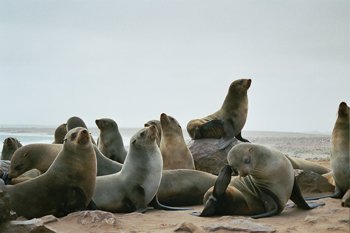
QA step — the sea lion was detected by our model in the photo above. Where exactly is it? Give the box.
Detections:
[66,116,96,145]
[192,143,325,218]
[285,155,330,175]
[158,169,217,206]
[1,137,22,161]
[52,123,67,144]
[95,118,127,163]
[6,127,98,219]
[144,119,162,147]
[93,125,189,213]
[160,113,195,170]
[8,143,121,179]
[187,79,251,149]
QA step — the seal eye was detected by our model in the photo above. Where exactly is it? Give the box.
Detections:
[71,132,77,140]
[244,158,250,164]
[238,80,244,85]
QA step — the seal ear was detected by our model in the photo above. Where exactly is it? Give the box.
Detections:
[131,139,136,144]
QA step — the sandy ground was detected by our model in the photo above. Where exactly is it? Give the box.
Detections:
[2,129,349,232]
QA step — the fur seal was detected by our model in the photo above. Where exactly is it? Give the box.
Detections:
[1,137,22,160]
[144,120,161,147]
[192,143,325,218]
[66,116,96,145]
[8,143,121,179]
[95,118,127,163]
[6,127,98,219]
[285,155,330,175]
[93,125,189,213]
[160,113,195,170]
[158,169,217,206]
[52,123,67,144]
[8,144,62,179]
[187,79,251,149]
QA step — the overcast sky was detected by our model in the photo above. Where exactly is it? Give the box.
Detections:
[0,0,349,133]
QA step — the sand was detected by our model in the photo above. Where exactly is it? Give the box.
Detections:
[2,129,349,232]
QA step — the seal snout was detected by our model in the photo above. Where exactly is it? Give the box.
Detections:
[77,128,90,145]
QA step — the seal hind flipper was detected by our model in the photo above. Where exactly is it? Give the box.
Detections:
[195,165,233,217]
[149,195,192,211]
[290,177,325,209]
[194,120,225,139]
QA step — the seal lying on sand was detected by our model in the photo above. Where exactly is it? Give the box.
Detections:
[6,127,98,219]
[96,118,127,163]
[93,125,190,213]
[1,137,22,161]
[187,79,251,149]
[192,143,325,218]
[160,113,195,170]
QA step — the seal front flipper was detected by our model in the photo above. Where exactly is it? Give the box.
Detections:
[249,190,278,219]
[149,195,192,211]
[194,119,224,139]
[290,177,325,209]
[194,165,233,217]
[1,172,12,185]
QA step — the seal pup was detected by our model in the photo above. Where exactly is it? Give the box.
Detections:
[1,137,22,160]
[6,127,98,219]
[160,113,195,170]
[192,143,325,218]
[95,118,127,163]
[144,120,162,147]
[8,143,121,179]
[187,79,251,149]
[93,125,189,213]
[52,123,67,144]
[66,116,96,145]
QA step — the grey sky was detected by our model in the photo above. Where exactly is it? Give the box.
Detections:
[1,0,349,133]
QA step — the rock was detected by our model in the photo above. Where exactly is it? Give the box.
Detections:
[294,169,335,195]
[202,216,276,232]
[0,218,56,233]
[0,160,10,175]
[68,210,118,226]
[188,139,239,175]
[303,215,328,223]
[174,222,203,232]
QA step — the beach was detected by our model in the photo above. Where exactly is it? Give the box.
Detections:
[1,128,349,232]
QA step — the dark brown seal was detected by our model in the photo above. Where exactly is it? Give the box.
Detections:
[1,137,22,161]
[187,79,251,149]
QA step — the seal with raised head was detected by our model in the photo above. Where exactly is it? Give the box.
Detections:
[1,137,22,161]
[93,125,189,213]
[6,127,98,219]
[95,118,127,163]
[144,119,161,147]
[192,143,325,218]
[52,123,67,144]
[160,113,195,170]
[187,79,251,149]
[66,116,96,145]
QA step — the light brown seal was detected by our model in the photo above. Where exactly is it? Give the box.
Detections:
[187,79,251,149]
[160,113,195,170]
[285,155,330,175]
[66,116,96,145]
[1,137,22,161]
[144,119,161,147]
[8,143,121,179]
[93,125,189,213]
[52,123,67,144]
[6,127,98,219]
[192,143,325,218]
[95,118,127,163]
